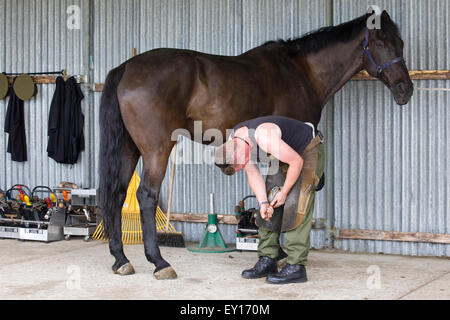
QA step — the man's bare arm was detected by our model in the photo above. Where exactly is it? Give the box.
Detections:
[244,163,274,220]
[244,163,267,204]
[255,124,304,207]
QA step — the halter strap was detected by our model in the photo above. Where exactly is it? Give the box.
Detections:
[361,28,404,79]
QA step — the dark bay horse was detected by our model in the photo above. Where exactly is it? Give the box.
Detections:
[99,11,413,279]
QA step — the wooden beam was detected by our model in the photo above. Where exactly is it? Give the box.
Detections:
[93,83,104,92]
[407,70,450,80]
[352,70,450,80]
[6,70,450,89]
[169,213,238,225]
[336,228,450,244]
[6,75,69,84]
[168,212,325,229]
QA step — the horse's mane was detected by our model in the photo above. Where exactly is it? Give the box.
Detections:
[264,12,401,56]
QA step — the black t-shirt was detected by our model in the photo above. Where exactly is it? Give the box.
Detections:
[232,116,314,160]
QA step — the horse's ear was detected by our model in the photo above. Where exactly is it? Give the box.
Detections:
[381,10,391,19]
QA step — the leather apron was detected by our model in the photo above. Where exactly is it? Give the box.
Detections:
[256,134,323,232]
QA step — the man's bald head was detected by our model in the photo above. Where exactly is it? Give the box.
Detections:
[214,137,250,175]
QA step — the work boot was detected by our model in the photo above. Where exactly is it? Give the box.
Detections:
[241,256,278,279]
[266,263,307,284]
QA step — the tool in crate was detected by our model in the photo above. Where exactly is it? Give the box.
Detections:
[0,184,65,242]
[235,191,288,266]
[235,195,260,251]
[2,185,34,225]
[30,186,58,223]
[1,185,56,224]
[52,183,98,241]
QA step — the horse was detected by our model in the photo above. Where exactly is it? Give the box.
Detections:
[98,11,413,280]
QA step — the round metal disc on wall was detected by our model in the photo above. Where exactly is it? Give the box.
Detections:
[0,73,9,99]
[13,74,36,101]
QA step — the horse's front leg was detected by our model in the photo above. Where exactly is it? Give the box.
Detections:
[138,149,178,280]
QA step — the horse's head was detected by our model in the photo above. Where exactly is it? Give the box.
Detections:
[362,11,413,105]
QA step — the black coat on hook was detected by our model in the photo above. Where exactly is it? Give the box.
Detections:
[47,76,84,164]
[4,81,27,162]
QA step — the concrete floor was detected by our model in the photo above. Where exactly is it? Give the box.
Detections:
[0,238,448,300]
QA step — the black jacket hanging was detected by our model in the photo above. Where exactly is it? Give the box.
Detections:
[47,76,84,164]
[66,77,85,164]
[47,76,65,160]
[4,80,27,162]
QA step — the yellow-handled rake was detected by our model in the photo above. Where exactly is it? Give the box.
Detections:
[92,169,184,246]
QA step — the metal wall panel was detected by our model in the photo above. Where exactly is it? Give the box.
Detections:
[90,0,142,188]
[242,0,328,51]
[90,0,329,247]
[0,0,92,190]
[333,0,450,69]
[2,0,448,255]
[150,0,330,248]
[332,0,450,256]
[92,0,138,83]
[333,80,450,256]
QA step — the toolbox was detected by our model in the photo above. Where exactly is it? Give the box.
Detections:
[235,195,259,251]
[59,187,98,241]
[0,185,65,242]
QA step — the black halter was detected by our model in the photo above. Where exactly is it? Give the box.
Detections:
[361,28,404,79]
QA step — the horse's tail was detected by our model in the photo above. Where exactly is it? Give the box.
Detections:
[98,64,127,237]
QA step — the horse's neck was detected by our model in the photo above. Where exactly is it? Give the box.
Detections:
[304,30,365,106]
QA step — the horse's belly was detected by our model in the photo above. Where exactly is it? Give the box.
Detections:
[184,113,237,145]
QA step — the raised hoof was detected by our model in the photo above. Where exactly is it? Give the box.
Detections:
[154,266,177,280]
[113,262,135,276]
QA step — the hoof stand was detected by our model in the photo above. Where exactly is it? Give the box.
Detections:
[154,266,177,280]
[114,263,135,276]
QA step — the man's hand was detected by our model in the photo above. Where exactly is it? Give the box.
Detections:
[260,203,274,221]
[270,190,287,208]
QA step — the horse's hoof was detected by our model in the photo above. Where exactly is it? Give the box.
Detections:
[154,266,177,280]
[114,262,135,276]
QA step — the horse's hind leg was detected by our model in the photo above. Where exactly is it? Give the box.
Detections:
[137,143,177,280]
[109,133,140,275]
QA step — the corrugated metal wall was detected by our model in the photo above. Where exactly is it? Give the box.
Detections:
[0,0,93,189]
[90,0,329,245]
[332,0,450,256]
[1,0,448,254]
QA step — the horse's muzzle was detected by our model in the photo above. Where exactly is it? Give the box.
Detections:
[393,81,414,105]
